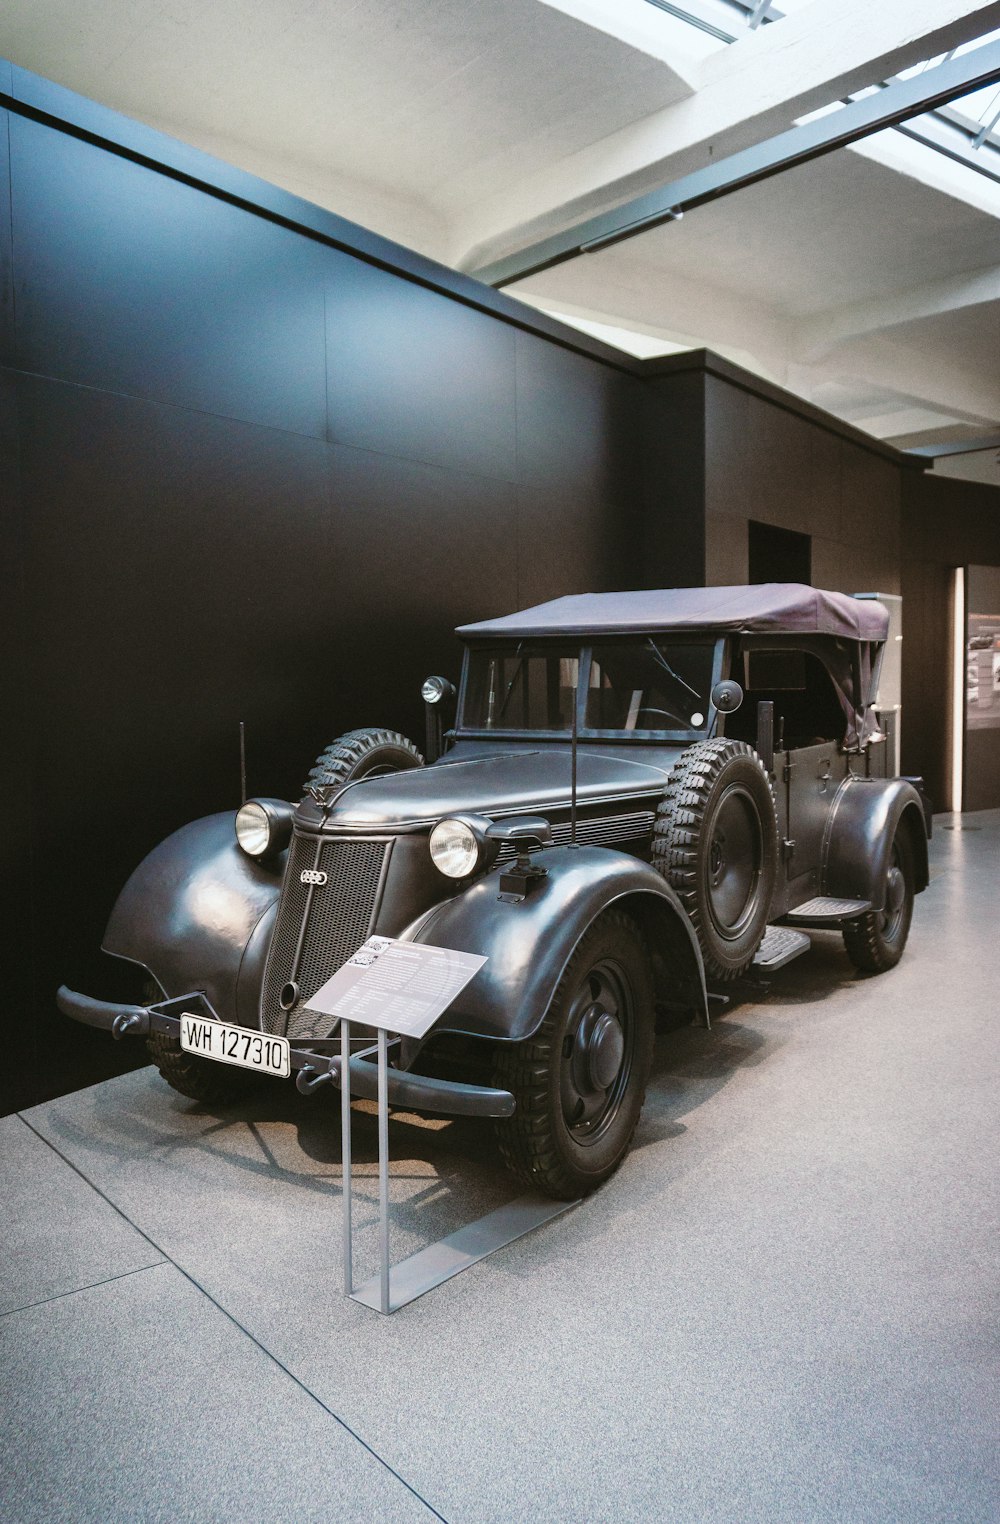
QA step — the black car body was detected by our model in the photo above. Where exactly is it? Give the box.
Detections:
[60,584,931,1198]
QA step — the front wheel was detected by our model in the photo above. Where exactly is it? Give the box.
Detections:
[842,828,915,973]
[493,911,655,1200]
[146,1029,263,1105]
[142,981,261,1105]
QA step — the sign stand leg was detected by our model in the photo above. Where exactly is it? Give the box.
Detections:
[339,1010,579,1317]
[341,1018,352,1296]
[377,1027,390,1315]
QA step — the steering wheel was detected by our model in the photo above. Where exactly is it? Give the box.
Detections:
[634,706,681,727]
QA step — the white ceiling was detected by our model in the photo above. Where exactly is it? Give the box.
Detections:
[2,0,1000,461]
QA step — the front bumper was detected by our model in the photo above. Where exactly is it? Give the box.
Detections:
[56,986,515,1119]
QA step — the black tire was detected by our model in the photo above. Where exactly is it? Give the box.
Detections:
[843,827,915,973]
[304,727,423,797]
[493,910,655,1200]
[651,739,778,982]
[146,1028,263,1104]
[140,984,260,1104]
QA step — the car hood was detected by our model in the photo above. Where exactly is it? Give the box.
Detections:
[302,748,679,831]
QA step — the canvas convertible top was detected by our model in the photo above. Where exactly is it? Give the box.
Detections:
[457,584,889,643]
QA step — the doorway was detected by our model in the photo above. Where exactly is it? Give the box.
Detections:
[748,521,812,585]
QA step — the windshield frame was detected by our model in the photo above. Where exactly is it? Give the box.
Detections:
[455,636,725,743]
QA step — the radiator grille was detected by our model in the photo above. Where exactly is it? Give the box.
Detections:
[260,833,390,1037]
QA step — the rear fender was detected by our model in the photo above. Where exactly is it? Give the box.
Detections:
[404,845,709,1044]
[823,778,929,909]
[103,813,285,1026]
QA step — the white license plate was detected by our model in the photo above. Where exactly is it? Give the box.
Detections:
[179,1015,290,1078]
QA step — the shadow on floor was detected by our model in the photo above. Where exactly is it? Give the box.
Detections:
[29,932,870,1257]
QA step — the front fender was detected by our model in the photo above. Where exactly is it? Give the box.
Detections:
[823,777,929,909]
[103,812,285,1026]
[404,845,708,1044]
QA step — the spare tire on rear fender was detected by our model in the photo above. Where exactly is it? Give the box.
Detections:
[651,739,778,982]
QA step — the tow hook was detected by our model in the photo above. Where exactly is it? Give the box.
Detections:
[111,1011,147,1040]
[296,1063,335,1095]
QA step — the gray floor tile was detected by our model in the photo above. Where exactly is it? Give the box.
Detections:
[0,1114,162,1316]
[22,812,1000,1522]
[0,1261,437,1524]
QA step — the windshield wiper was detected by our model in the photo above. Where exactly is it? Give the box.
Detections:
[646,639,700,702]
[496,642,525,723]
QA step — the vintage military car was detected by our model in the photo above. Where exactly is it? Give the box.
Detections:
[59,584,931,1199]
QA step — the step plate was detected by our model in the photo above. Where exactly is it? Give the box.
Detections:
[784,896,872,926]
[753,926,811,970]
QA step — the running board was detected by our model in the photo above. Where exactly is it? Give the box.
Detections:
[753,926,811,970]
[783,896,872,927]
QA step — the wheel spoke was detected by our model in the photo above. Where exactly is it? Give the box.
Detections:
[559,957,635,1143]
[592,970,619,1021]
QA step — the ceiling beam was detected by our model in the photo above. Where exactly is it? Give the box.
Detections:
[454,0,1000,270]
[471,38,1000,286]
[797,264,1000,360]
[903,433,1000,456]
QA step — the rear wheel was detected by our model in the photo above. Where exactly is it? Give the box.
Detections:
[493,911,654,1200]
[843,829,915,973]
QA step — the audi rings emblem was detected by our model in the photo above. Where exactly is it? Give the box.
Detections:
[300,868,328,886]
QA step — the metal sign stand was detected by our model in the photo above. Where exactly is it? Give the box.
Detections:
[338,1018,578,1315]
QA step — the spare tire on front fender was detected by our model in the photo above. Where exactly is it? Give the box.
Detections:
[651,739,778,982]
[303,727,423,798]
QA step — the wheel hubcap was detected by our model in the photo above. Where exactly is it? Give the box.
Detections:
[707,785,763,939]
[560,961,633,1143]
[881,848,906,937]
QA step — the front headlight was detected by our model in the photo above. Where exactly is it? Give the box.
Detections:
[421,675,456,705]
[429,816,489,879]
[235,798,293,859]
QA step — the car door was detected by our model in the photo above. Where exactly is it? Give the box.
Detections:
[785,740,844,895]
[736,642,850,900]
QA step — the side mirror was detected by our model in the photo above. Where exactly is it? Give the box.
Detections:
[485,815,553,851]
[487,816,553,904]
[711,679,744,714]
[421,675,456,762]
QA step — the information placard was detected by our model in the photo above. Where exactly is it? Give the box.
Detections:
[303,938,487,1040]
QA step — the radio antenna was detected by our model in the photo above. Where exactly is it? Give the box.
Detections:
[239,721,247,806]
[570,673,579,846]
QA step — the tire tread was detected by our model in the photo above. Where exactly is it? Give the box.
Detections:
[651,738,777,982]
[493,909,652,1200]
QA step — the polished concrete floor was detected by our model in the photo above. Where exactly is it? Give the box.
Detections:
[2,813,998,1522]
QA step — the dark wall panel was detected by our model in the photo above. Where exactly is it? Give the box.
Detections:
[7,372,333,1111]
[321,442,518,735]
[514,330,646,604]
[899,555,952,811]
[2,93,652,1114]
[643,372,705,586]
[10,114,328,438]
[326,253,518,480]
[514,330,640,496]
[703,373,901,597]
[705,376,840,539]
[833,446,901,594]
[0,109,12,363]
[0,371,35,1117]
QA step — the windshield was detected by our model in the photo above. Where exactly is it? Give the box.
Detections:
[461,639,716,735]
[462,643,580,731]
[586,640,715,733]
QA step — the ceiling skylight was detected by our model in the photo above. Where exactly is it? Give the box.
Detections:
[795,30,1000,210]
